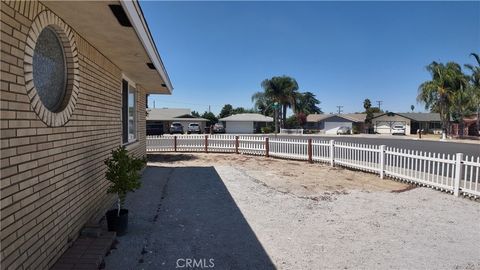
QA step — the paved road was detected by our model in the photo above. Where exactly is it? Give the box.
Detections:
[262,135,480,157]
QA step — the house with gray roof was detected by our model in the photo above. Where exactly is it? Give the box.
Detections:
[306,113,366,134]
[219,113,273,134]
[371,112,442,134]
[146,108,208,135]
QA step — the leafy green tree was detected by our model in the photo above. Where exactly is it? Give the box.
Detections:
[232,107,247,114]
[191,110,200,117]
[219,104,234,118]
[105,146,146,216]
[202,111,218,126]
[370,107,382,113]
[418,61,468,137]
[285,115,300,128]
[295,92,322,114]
[363,98,373,131]
[296,112,307,127]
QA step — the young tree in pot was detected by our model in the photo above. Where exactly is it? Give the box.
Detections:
[104,146,146,236]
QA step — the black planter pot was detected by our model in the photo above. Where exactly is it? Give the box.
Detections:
[106,209,128,236]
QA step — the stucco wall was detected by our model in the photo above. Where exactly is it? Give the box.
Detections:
[0,1,146,269]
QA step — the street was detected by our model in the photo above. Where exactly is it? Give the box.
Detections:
[263,134,480,157]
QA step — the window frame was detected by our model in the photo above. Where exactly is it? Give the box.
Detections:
[122,77,137,145]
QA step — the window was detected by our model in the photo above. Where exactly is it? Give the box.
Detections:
[33,27,67,112]
[24,10,80,127]
[122,79,137,143]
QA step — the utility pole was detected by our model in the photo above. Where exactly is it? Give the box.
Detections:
[208,105,211,113]
[376,100,383,111]
[336,106,343,114]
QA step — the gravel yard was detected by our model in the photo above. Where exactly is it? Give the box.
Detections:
[105,153,480,270]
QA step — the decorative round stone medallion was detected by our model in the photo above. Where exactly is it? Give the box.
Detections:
[24,10,79,127]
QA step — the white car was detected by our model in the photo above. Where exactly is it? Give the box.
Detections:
[391,125,406,135]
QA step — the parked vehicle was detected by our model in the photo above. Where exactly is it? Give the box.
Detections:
[392,125,406,135]
[187,123,201,134]
[212,123,226,134]
[336,126,351,135]
[169,122,184,134]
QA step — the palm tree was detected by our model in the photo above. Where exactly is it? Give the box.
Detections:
[417,61,468,138]
[260,76,299,128]
[251,91,273,116]
[451,85,472,136]
[464,53,480,134]
[295,91,322,115]
[363,99,372,112]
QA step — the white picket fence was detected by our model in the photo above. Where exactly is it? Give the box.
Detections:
[146,135,480,198]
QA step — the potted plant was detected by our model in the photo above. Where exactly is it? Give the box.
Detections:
[104,146,146,236]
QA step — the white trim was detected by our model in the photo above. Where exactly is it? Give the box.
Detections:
[121,0,173,93]
[122,73,136,87]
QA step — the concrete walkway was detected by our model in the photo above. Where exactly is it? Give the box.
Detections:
[104,165,274,270]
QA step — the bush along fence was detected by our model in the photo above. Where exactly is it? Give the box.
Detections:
[146,135,480,198]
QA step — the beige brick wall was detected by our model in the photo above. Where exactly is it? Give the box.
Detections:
[1,1,147,269]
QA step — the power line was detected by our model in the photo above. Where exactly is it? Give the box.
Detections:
[336,105,343,114]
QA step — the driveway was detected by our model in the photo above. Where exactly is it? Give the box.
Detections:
[105,154,480,270]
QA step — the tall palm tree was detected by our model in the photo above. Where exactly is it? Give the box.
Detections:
[464,53,480,134]
[295,91,322,115]
[363,99,372,112]
[417,61,467,138]
[251,91,273,116]
[260,76,299,128]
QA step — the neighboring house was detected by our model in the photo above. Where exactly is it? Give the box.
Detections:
[0,1,172,269]
[219,113,273,134]
[451,115,479,137]
[306,113,366,134]
[146,108,208,135]
[371,112,442,134]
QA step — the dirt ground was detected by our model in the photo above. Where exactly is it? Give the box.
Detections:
[105,153,480,270]
[149,152,410,199]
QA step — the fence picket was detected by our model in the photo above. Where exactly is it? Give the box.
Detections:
[146,135,479,198]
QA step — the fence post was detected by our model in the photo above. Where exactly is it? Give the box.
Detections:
[307,138,313,163]
[235,136,239,154]
[379,145,386,179]
[174,136,177,152]
[329,140,335,166]
[454,153,463,196]
[265,137,269,157]
[205,135,208,153]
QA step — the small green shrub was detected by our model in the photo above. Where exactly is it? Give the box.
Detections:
[261,126,274,133]
[105,146,146,215]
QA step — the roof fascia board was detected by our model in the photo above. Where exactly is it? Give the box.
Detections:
[372,113,413,121]
[121,0,173,93]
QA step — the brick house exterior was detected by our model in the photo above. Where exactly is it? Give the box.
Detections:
[0,1,172,269]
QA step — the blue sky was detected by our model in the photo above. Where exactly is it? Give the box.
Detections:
[142,1,479,115]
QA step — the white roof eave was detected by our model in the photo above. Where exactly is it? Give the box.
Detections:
[121,0,173,93]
